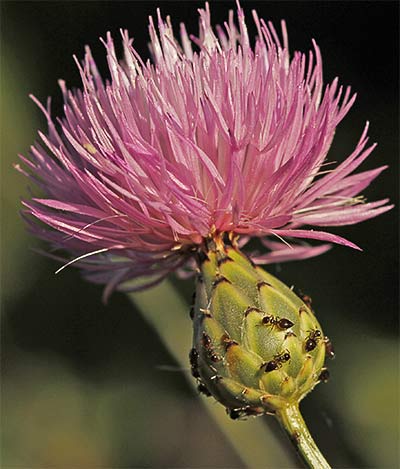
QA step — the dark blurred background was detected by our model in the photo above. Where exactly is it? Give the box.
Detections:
[1,1,398,467]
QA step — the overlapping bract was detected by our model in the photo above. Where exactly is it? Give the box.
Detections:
[18,3,391,296]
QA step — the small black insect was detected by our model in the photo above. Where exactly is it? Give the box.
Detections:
[189,348,198,366]
[264,350,291,372]
[318,367,330,383]
[189,348,200,378]
[228,408,242,420]
[262,315,294,330]
[227,406,260,420]
[209,352,222,362]
[201,332,224,361]
[201,332,212,349]
[264,360,279,372]
[304,329,322,352]
[300,293,313,309]
[197,382,211,396]
[324,336,335,359]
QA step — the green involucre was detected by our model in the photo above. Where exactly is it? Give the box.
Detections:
[190,241,330,419]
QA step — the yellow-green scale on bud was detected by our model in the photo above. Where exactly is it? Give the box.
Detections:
[191,237,330,420]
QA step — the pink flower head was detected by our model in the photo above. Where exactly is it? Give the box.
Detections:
[18,3,392,298]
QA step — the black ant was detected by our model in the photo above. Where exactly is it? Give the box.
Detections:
[197,382,211,396]
[228,406,262,420]
[201,332,222,362]
[318,367,330,383]
[323,336,335,359]
[189,348,200,378]
[261,315,294,330]
[263,350,291,372]
[304,329,322,352]
[299,293,313,309]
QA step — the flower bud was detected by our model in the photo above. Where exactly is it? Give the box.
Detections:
[191,239,329,418]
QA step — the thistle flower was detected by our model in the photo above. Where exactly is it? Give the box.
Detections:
[17,4,394,467]
[17,3,392,300]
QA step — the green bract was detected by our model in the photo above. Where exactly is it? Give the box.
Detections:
[190,238,331,419]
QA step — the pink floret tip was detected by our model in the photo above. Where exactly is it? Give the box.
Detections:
[17,2,393,299]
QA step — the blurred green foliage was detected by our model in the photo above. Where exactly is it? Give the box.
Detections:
[1,1,398,468]
[1,45,42,303]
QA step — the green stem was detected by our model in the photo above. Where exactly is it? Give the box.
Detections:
[129,280,295,469]
[276,404,331,469]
